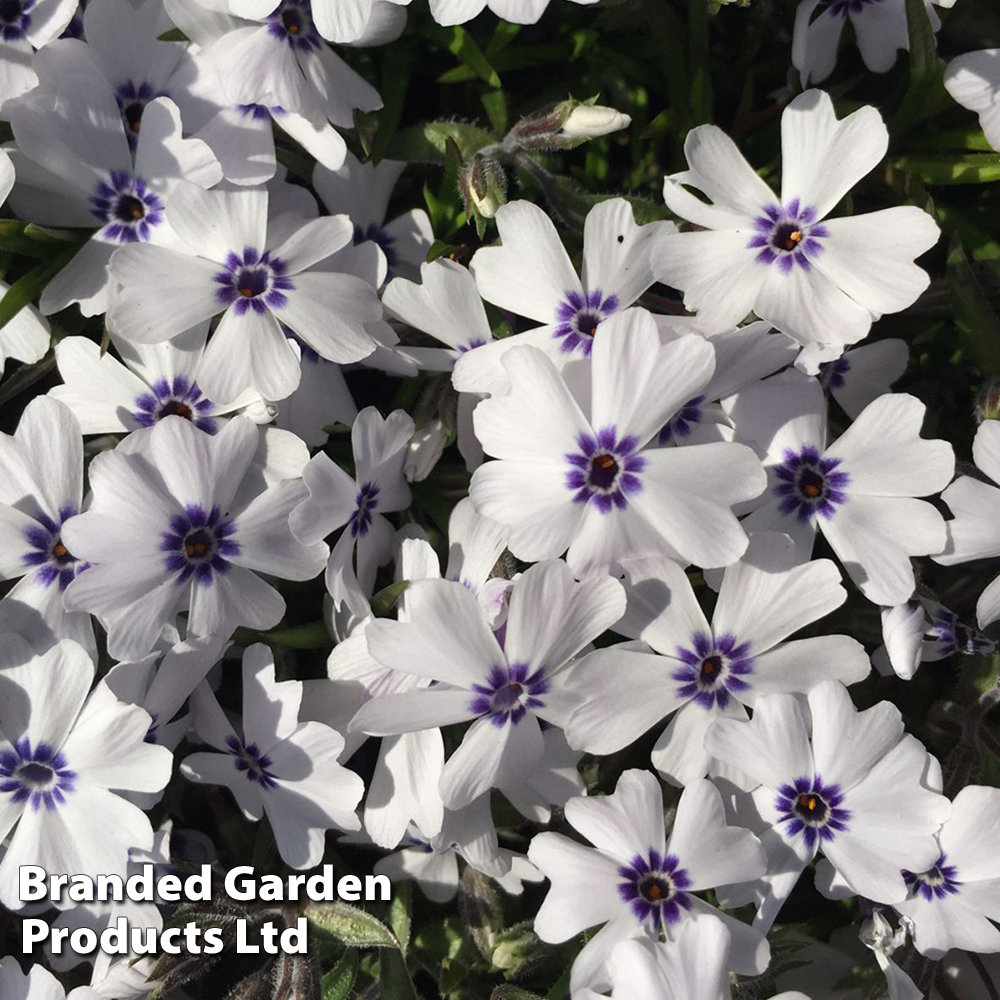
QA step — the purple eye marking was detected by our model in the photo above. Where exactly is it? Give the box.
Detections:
[565,426,645,513]
[349,482,379,538]
[0,0,34,42]
[469,662,550,727]
[354,221,398,272]
[673,631,754,710]
[902,853,961,902]
[266,0,320,50]
[819,0,885,15]
[22,506,89,591]
[658,395,706,445]
[0,738,76,811]
[773,445,850,522]
[226,736,278,790]
[133,376,217,434]
[214,247,294,315]
[817,355,851,392]
[748,201,828,273]
[90,171,164,244]
[553,288,619,356]
[926,607,995,659]
[618,850,692,930]
[775,775,850,849]
[161,505,240,586]
[115,79,165,146]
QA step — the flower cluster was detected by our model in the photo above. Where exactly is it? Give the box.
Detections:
[0,0,998,998]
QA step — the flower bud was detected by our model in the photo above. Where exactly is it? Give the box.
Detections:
[976,379,1000,423]
[560,103,632,138]
[458,153,507,223]
[404,418,448,482]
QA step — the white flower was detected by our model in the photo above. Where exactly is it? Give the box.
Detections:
[61,414,328,660]
[453,198,674,395]
[0,957,101,1000]
[181,643,364,868]
[428,0,597,26]
[0,397,94,657]
[351,560,624,810]
[793,0,955,86]
[860,911,923,1000]
[7,80,221,316]
[704,680,951,928]
[528,769,769,996]
[654,90,940,357]
[945,50,1000,152]
[228,0,411,44]
[0,636,172,910]
[933,418,1000,628]
[0,144,12,203]
[470,309,765,576]
[566,532,870,787]
[291,406,414,616]
[314,149,433,283]
[108,182,383,402]
[727,370,954,605]
[812,338,909,418]
[894,784,1000,958]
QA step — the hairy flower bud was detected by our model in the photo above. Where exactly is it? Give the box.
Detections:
[560,103,632,138]
[976,379,1000,423]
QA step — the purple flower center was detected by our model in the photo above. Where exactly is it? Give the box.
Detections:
[267,0,320,50]
[115,79,164,146]
[349,481,379,538]
[748,200,828,273]
[773,445,849,522]
[214,247,294,315]
[553,289,619,356]
[226,736,278,790]
[902,853,961,902]
[22,507,89,591]
[776,775,850,849]
[133,376,217,434]
[927,608,994,659]
[354,221,398,272]
[470,662,550,726]
[90,171,163,244]
[819,0,883,16]
[0,0,32,41]
[161,505,240,586]
[238,103,276,120]
[0,738,76,811]
[566,426,645,514]
[674,631,753,710]
[658,395,706,445]
[817,355,851,392]
[618,850,692,930]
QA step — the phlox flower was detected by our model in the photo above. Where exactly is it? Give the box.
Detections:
[945,50,1000,152]
[429,0,597,26]
[528,769,769,996]
[350,559,624,810]
[0,0,79,115]
[0,957,101,1000]
[470,309,766,577]
[894,784,1000,958]
[0,397,94,656]
[933,419,1000,628]
[291,406,414,616]
[792,0,954,86]
[61,414,328,660]
[181,643,364,868]
[814,338,909,418]
[0,636,173,910]
[654,90,940,365]
[7,78,221,316]
[566,531,870,787]
[704,680,951,929]
[453,198,674,395]
[727,369,954,605]
[108,181,383,402]
[228,0,411,45]
[314,148,432,282]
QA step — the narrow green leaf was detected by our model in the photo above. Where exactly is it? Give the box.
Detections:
[688,0,713,125]
[0,245,78,332]
[481,89,508,134]
[431,25,501,88]
[371,40,415,163]
[379,949,417,1000]
[389,882,413,956]
[0,353,56,409]
[232,621,331,649]
[947,234,1000,376]
[426,240,465,263]
[892,153,1000,185]
[485,20,521,59]
[0,220,87,257]
[305,903,400,949]
[321,949,359,1000]
[387,121,495,164]
[370,580,409,618]
[894,0,950,134]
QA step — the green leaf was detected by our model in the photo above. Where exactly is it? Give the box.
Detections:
[484,20,521,59]
[0,220,87,258]
[388,121,495,164]
[481,89,509,134]
[390,881,413,956]
[157,27,188,40]
[379,949,417,1000]
[491,988,545,1000]
[231,621,331,649]
[306,903,400,949]
[321,949,359,1000]
[688,0,713,125]
[947,234,1000,376]
[892,153,1000,185]
[426,240,465,263]
[370,40,415,163]
[370,580,409,618]
[0,353,56,409]
[0,245,78,332]
[430,25,501,88]
[894,0,950,134]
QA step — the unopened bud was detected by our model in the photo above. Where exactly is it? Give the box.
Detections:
[405,418,448,482]
[458,153,507,222]
[560,103,631,138]
[976,379,1000,423]
[506,98,631,151]
[491,924,541,972]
